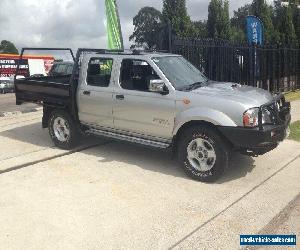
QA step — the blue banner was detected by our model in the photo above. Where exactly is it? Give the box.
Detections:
[246,16,264,45]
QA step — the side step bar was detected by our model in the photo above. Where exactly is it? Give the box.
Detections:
[87,128,171,149]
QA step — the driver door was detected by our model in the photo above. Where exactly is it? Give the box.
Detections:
[113,59,175,140]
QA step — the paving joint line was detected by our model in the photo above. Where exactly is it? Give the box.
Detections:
[244,192,300,250]
[0,117,41,128]
[0,147,55,163]
[0,142,109,175]
[169,153,300,249]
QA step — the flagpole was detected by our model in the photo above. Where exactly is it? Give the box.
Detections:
[115,0,124,50]
[105,0,124,50]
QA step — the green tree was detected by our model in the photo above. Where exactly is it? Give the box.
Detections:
[220,0,231,39]
[0,40,19,54]
[230,4,252,41]
[291,2,300,45]
[274,0,298,44]
[162,0,192,37]
[193,21,207,38]
[252,0,276,43]
[295,10,300,45]
[231,4,252,30]
[276,4,298,45]
[207,0,221,38]
[129,7,163,49]
[207,0,231,39]
[230,26,246,42]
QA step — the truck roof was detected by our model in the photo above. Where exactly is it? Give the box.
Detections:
[84,50,180,60]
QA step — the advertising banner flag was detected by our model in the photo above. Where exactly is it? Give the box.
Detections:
[246,16,264,45]
[105,0,124,50]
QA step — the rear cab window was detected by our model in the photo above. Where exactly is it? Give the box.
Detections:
[86,58,113,87]
[48,63,73,76]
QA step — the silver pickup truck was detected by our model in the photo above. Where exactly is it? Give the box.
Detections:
[15,48,291,182]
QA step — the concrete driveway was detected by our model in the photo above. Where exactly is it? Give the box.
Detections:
[0,110,299,249]
[0,93,40,115]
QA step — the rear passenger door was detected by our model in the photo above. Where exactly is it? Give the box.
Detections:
[77,57,114,129]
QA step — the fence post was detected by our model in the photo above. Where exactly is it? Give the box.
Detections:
[167,36,299,92]
[249,44,255,87]
[168,20,172,53]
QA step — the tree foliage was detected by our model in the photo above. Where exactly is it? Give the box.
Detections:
[162,0,193,37]
[252,0,276,43]
[275,4,298,45]
[130,0,300,48]
[207,0,231,39]
[193,21,207,38]
[292,2,300,45]
[230,4,252,41]
[0,40,19,54]
[129,7,163,49]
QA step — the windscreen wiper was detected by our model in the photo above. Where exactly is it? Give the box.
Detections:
[178,81,205,91]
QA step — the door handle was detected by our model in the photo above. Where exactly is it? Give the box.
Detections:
[83,91,91,96]
[116,94,124,100]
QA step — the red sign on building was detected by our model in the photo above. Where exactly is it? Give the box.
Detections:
[0,54,55,77]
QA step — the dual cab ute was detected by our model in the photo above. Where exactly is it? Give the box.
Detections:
[15,48,291,182]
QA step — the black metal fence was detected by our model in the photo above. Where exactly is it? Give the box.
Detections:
[170,36,300,92]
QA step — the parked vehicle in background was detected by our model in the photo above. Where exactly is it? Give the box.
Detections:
[0,77,14,94]
[30,74,46,78]
[14,48,291,182]
[48,62,73,76]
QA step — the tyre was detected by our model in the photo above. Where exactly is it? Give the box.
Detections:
[178,125,230,182]
[48,109,79,150]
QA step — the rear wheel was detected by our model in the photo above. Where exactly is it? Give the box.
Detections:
[48,110,79,150]
[178,125,230,182]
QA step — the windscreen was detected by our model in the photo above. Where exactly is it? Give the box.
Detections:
[152,56,207,90]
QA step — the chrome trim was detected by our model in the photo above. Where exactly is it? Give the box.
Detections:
[22,80,70,86]
[81,122,172,144]
[87,128,171,148]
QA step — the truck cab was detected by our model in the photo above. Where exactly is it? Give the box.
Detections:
[14,48,291,182]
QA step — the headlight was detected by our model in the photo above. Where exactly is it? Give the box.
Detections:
[243,107,275,127]
[243,108,259,127]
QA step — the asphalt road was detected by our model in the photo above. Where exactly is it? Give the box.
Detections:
[0,93,39,114]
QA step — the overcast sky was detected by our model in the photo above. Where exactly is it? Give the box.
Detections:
[0,0,258,51]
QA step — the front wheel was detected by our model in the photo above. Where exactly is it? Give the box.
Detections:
[178,126,230,182]
[48,110,79,150]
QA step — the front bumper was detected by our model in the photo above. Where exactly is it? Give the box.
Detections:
[219,94,291,155]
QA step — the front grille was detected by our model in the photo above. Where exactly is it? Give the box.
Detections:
[263,104,277,124]
[258,94,290,129]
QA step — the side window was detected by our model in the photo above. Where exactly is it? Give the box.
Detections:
[49,64,69,76]
[49,64,59,76]
[120,59,160,91]
[66,65,73,75]
[57,64,67,75]
[87,58,113,87]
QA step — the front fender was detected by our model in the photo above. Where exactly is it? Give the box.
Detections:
[173,107,237,136]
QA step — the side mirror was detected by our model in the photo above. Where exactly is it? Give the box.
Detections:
[149,79,169,95]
